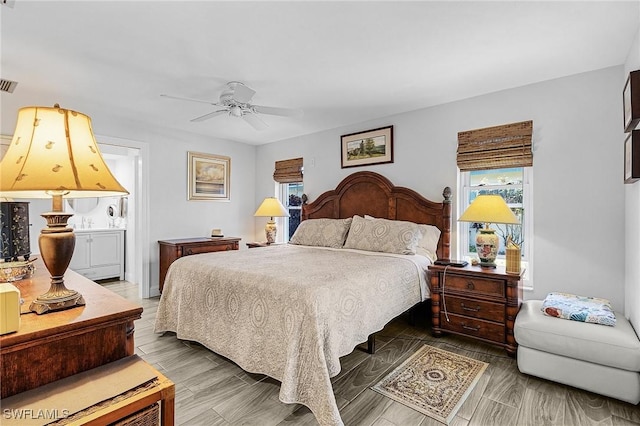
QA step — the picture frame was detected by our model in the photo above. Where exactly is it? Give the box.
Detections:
[625,131,639,184]
[188,152,230,201]
[340,125,393,168]
[624,70,640,133]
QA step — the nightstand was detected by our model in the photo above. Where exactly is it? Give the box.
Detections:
[428,264,523,356]
[158,237,240,292]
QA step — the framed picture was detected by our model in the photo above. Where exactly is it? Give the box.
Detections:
[188,152,230,200]
[340,125,393,168]
[625,131,639,184]
[624,70,640,133]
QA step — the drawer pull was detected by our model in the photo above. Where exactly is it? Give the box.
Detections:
[466,281,475,290]
[462,324,480,332]
[461,303,480,312]
[185,249,193,255]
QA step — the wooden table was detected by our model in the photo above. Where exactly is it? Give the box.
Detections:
[0,259,143,398]
[158,237,240,292]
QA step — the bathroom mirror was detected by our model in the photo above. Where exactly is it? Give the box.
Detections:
[68,198,99,214]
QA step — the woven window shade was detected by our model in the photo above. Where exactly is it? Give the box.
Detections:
[273,157,303,183]
[457,120,533,171]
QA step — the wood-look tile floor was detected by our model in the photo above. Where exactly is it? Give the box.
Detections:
[103,280,640,426]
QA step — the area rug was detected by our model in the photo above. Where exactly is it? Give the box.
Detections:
[371,345,488,424]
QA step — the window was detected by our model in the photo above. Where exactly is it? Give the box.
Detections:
[273,157,304,242]
[459,167,533,287]
[279,182,304,241]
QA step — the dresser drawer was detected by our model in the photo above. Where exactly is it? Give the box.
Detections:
[443,295,505,322]
[184,243,235,256]
[440,312,505,343]
[444,274,505,298]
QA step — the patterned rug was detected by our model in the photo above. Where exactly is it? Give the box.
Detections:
[372,345,488,424]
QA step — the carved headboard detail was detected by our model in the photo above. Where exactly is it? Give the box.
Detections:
[302,171,452,261]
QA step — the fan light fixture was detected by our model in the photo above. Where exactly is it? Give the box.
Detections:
[0,105,129,314]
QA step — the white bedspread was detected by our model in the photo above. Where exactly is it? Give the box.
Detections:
[154,244,430,425]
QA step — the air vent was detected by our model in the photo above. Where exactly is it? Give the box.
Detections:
[0,79,18,93]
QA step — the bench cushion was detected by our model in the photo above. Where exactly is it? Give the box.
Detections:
[515,300,640,372]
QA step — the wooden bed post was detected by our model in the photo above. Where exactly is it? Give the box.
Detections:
[442,186,452,261]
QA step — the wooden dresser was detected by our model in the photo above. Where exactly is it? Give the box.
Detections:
[428,264,523,356]
[0,259,144,398]
[158,237,240,292]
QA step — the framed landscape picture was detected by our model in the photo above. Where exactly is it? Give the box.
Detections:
[188,152,230,200]
[341,125,394,168]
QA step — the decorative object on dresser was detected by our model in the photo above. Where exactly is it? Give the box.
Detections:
[187,151,230,201]
[428,264,523,356]
[158,237,240,292]
[254,197,289,244]
[0,258,143,398]
[624,70,639,133]
[341,125,393,168]
[624,130,640,184]
[0,201,30,261]
[0,105,129,314]
[458,194,519,268]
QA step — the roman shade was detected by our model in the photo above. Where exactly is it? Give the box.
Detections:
[457,120,533,171]
[273,157,303,183]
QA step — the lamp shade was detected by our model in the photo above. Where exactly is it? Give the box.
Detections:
[0,105,129,199]
[458,195,519,225]
[254,197,289,218]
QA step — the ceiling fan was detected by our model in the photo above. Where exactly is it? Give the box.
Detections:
[160,81,303,130]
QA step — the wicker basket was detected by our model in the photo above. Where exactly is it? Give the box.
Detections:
[505,246,521,275]
[112,403,159,426]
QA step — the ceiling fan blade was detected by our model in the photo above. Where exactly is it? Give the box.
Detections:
[160,94,220,106]
[242,112,269,131]
[190,110,228,122]
[252,105,304,117]
[232,83,256,103]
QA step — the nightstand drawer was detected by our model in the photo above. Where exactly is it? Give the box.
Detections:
[183,243,235,256]
[444,275,505,298]
[443,295,505,322]
[440,313,505,343]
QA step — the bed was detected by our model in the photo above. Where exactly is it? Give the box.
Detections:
[154,171,451,426]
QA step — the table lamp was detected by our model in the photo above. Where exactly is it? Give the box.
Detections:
[0,105,129,314]
[254,197,289,244]
[458,194,519,268]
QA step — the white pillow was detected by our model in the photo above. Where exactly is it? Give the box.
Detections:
[364,215,440,261]
[345,215,422,255]
[289,218,352,248]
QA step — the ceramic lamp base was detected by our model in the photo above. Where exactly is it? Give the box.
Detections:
[265,219,277,244]
[475,228,498,268]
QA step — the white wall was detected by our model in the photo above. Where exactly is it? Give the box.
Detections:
[257,66,627,311]
[625,25,640,328]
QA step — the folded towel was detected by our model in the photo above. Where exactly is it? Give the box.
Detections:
[541,292,616,326]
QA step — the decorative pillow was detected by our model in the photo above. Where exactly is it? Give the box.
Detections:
[541,292,616,326]
[364,215,440,260]
[289,218,352,248]
[344,215,422,255]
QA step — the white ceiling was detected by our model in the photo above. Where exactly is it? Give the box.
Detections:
[1,1,639,145]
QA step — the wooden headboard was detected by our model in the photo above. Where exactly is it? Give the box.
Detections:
[302,171,452,261]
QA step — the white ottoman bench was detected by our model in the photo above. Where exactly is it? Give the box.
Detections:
[514,300,640,404]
